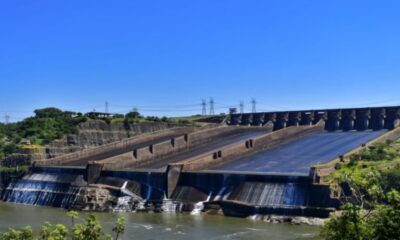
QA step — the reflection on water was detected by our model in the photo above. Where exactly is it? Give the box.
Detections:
[0,202,321,240]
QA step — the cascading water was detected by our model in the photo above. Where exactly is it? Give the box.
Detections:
[114,181,134,212]
[114,196,133,212]
[214,174,228,201]
[2,173,82,208]
[190,191,212,215]
[145,185,152,201]
[229,181,306,207]
[161,195,183,213]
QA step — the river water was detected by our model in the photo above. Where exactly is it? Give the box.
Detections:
[0,202,321,240]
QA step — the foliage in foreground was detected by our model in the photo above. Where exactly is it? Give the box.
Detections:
[0,212,126,240]
[321,140,400,240]
[320,190,400,240]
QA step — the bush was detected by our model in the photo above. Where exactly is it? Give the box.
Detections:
[381,168,400,192]
[360,143,398,161]
[0,213,126,240]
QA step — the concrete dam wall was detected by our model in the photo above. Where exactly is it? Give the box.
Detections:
[7,105,400,220]
[228,106,400,131]
[1,166,338,218]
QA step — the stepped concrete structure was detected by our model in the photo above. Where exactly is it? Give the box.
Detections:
[4,105,400,219]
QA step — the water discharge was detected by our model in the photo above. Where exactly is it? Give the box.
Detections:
[1,173,81,208]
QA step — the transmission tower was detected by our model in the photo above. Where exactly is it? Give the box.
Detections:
[4,115,10,124]
[105,101,109,113]
[209,98,215,115]
[239,101,244,114]
[201,99,207,116]
[251,98,257,113]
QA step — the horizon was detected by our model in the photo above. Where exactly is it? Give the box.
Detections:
[2,0,400,121]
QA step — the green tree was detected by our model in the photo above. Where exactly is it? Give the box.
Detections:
[0,226,34,240]
[125,111,141,119]
[367,190,400,240]
[72,214,110,240]
[66,211,79,227]
[321,168,400,240]
[0,213,126,240]
[34,108,64,118]
[40,222,68,240]
[320,203,367,240]
[112,217,126,240]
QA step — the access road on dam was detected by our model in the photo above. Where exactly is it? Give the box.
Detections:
[137,131,266,169]
[211,130,387,175]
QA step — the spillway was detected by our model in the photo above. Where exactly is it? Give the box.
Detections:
[137,130,266,169]
[212,130,387,174]
[1,172,83,208]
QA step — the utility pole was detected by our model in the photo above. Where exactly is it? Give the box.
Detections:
[239,101,244,114]
[209,98,215,115]
[201,99,207,116]
[105,101,109,113]
[251,98,257,113]
[4,114,10,124]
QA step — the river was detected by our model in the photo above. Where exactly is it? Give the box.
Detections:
[0,202,321,240]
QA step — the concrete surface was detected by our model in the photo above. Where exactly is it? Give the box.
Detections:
[137,131,266,169]
[212,130,387,174]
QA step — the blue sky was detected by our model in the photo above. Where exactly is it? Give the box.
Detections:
[1,0,400,121]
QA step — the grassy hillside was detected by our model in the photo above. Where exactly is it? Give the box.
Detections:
[0,108,218,158]
[330,139,400,193]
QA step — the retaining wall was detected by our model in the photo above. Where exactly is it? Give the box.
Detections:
[34,127,198,166]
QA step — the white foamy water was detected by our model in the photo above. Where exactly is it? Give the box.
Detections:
[190,192,212,215]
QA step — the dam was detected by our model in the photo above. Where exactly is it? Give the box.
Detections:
[2,106,400,220]
[212,130,387,174]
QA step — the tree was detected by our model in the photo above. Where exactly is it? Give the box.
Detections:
[0,226,34,240]
[125,111,141,119]
[66,211,79,227]
[40,222,68,240]
[367,190,400,240]
[320,203,367,240]
[321,172,400,240]
[72,214,110,240]
[34,108,64,118]
[112,217,126,240]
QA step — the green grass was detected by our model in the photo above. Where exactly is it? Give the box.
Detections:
[329,139,400,190]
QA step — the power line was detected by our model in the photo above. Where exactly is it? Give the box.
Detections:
[202,99,207,116]
[105,101,109,113]
[251,98,257,113]
[4,114,10,124]
[109,103,201,109]
[209,98,215,115]
[240,101,244,114]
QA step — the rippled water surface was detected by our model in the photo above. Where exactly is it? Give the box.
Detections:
[0,202,321,240]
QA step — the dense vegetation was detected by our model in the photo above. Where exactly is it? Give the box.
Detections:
[321,139,400,239]
[0,107,208,159]
[0,108,88,158]
[0,211,126,240]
